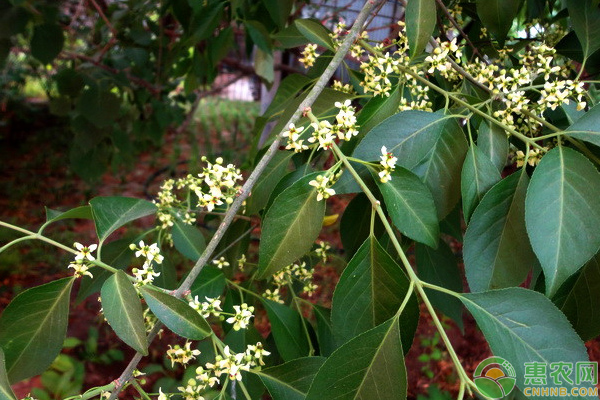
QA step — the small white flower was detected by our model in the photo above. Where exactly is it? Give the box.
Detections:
[226,304,254,331]
[74,242,97,261]
[309,174,336,201]
[212,257,230,269]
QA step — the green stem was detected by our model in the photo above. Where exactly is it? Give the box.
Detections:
[63,383,116,400]
[131,380,152,400]
[331,143,476,391]
[238,379,252,400]
[0,234,36,254]
[288,283,315,356]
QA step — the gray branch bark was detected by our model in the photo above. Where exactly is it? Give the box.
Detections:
[108,0,383,397]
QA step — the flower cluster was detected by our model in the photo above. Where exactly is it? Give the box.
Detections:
[515,148,545,167]
[154,157,242,234]
[282,123,309,153]
[282,100,359,153]
[314,241,331,263]
[237,254,247,271]
[68,242,97,278]
[309,174,336,201]
[166,342,201,367]
[267,260,317,298]
[332,80,356,94]
[175,343,271,399]
[226,303,255,331]
[299,43,318,68]
[189,296,222,319]
[129,241,163,285]
[379,146,398,183]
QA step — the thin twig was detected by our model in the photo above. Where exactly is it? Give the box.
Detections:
[107,1,383,397]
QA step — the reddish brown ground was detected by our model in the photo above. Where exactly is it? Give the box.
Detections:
[1,107,599,399]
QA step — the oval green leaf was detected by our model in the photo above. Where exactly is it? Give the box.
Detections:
[253,356,326,400]
[0,278,74,383]
[377,167,439,248]
[90,196,157,242]
[331,236,419,351]
[257,172,325,279]
[461,288,595,399]
[406,0,436,57]
[525,146,600,297]
[139,286,211,340]
[461,144,502,222]
[172,220,206,262]
[261,299,310,361]
[306,318,407,400]
[465,171,536,292]
[101,271,148,355]
[294,19,334,51]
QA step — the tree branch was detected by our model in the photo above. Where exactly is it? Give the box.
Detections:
[107,0,383,397]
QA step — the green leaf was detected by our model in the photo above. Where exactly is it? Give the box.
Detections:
[331,236,418,351]
[172,220,206,262]
[461,144,502,222]
[30,23,64,64]
[76,87,121,128]
[355,85,402,138]
[340,193,383,259]
[478,121,508,173]
[294,19,334,51]
[139,287,211,340]
[273,24,308,48]
[247,151,293,215]
[44,206,92,224]
[0,278,74,383]
[190,266,226,299]
[257,173,325,279]
[261,299,310,361]
[313,305,336,357]
[554,253,600,341]
[415,242,464,329]
[261,0,293,28]
[461,288,595,399]
[261,74,312,120]
[101,271,148,355]
[406,0,436,57]
[254,357,326,400]
[465,172,536,292]
[90,197,157,242]
[306,318,407,400]
[565,103,600,147]
[353,111,467,218]
[525,146,600,297]
[246,20,273,53]
[255,48,274,84]
[377,168,439,248]
[0,349,16,400]
[567,0,600,60]
[476,0,521,45]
